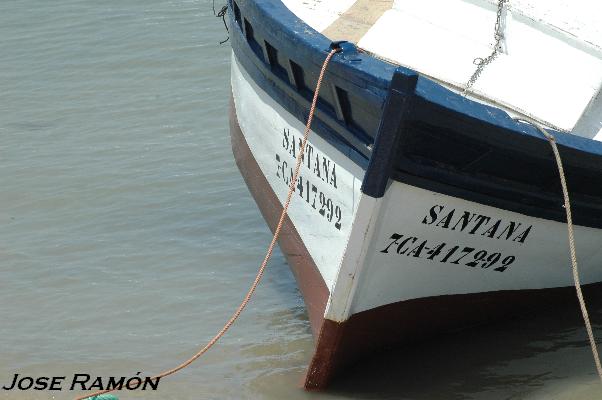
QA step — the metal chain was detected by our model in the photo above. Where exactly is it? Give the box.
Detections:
[464,0,508,93]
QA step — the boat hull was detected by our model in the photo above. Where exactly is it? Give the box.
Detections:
[229,53,602,388]
[226,0,602,388]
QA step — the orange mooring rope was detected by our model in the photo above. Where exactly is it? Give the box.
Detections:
[76,47,340,400]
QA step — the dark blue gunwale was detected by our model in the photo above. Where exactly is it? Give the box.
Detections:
[229,0,602,228]
[230,0,602,156]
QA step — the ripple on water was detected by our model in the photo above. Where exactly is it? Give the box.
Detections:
[0,1,601,399]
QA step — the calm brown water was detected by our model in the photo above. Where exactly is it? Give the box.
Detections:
[1,1,601,399]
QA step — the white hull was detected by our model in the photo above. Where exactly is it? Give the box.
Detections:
[232,50,602,322]
[231,54,365,289]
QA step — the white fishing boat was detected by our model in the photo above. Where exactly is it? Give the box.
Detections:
[228,0,602,389]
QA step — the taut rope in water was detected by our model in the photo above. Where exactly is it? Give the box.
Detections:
[75,47,340,400]
[516,118,602,382]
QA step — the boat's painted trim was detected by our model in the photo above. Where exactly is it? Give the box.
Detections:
[230,1,381,166]
[360,70,416,198]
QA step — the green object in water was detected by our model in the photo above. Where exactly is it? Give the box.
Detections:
[89,395,119,400]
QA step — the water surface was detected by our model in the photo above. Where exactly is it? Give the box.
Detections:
[1,1,601,399]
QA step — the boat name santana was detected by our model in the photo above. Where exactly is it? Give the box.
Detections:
[280,128,338,188]
[379,204,534,272]
[422,205,533,244]
[275,127,343,230]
